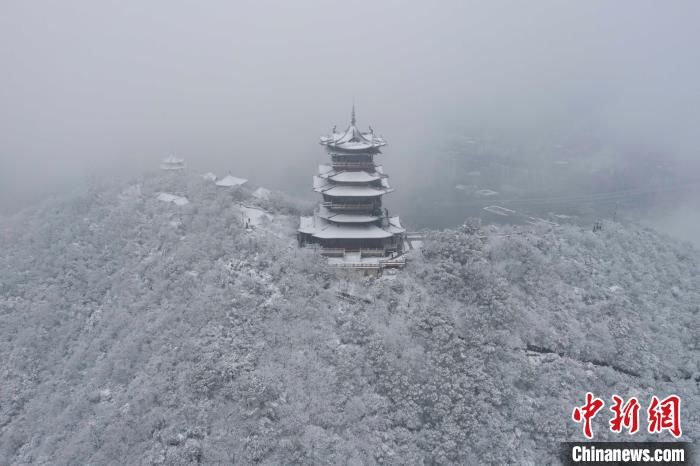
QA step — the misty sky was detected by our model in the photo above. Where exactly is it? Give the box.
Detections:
[2,1,699,218]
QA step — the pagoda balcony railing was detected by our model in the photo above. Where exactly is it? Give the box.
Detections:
[330,161,376,170]
[359,248,386,257]
[321,201,375,211]
[326,255,407,270]
[320,248,346,257]
[379,256,407,268]
[320,248,389,258]
[330,262,381,270]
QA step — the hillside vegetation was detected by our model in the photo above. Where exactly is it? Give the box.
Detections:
[1,174,698,464]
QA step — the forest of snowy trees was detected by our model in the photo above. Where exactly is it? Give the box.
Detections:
[1,173,698,464]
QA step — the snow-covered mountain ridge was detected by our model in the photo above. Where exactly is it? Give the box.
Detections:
[1,173,698,464]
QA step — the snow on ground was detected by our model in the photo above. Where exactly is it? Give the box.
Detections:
[475,189,499,197]
[484,205,515,216]
[3,181,700,464]
[119,184,142,202]
[526,216,559,226]
[404,238,424,251]
[252,187,271,200]
[241,205,273,227]
[156,193,189,206]
[327,252,381,267]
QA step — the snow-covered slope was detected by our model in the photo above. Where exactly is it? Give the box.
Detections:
[1,174,698,464]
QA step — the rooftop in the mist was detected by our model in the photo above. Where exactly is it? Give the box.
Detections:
[319,106,386,151]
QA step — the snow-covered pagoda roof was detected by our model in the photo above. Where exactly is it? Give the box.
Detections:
[313,176,392,197]
[299,213,404,239]
[386,216,405,234]
[318,205,379,223]
[318,164,383,183]
[313,222,393,239]
[216,174,248,187]
[161,155,185,170]
[319,107,386,151]
[162,155,184,164]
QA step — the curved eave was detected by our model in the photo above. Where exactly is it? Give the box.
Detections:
[312,224,393,240]
[387,216,405,234]
[318,164,384,175]
[319,212,380,223]
[313,176,392,197]
[315,186,393,197]
[328,172,382,183]
[322,143,385,153]
[300,214,403,239]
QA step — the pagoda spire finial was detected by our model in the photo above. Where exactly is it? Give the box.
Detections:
[351,103,356,126]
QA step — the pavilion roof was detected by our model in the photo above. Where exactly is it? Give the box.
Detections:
[319,107,386,151]
[216,175,248,187]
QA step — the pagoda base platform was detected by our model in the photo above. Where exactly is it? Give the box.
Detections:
[325,251,407,270]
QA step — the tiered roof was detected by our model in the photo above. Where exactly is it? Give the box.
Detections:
[299,107,405,244]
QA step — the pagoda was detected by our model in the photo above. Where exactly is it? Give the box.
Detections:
[160,155,185,171]
[298,107,406,268]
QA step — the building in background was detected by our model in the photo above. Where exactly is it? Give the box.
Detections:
[160,155,185,171]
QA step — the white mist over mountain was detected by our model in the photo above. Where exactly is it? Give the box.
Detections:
[2,2,700,229]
